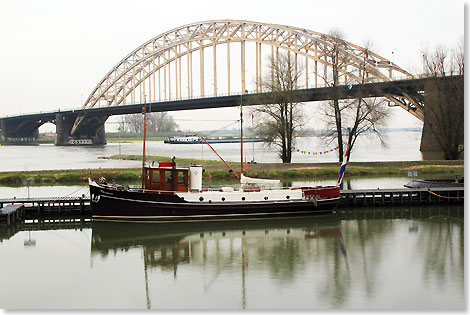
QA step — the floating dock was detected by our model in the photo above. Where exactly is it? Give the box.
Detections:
[340,187,464,207]
[0,197,90,226]
[0,205,25,226]
[0,187,463,227]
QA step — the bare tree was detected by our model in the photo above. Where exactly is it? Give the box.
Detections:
[118,114,143,133]
[147,112,179,132]
[320,35,390,162]
[251,52,304,163]
[421,40,464,160]
[118,112,178,133]
[320,31,351,162]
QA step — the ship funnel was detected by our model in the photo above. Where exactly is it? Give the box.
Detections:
[189,165,203,191]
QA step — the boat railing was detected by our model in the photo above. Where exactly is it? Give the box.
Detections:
[128,184,338,194]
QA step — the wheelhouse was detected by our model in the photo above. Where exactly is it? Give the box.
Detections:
[142,161,189,192]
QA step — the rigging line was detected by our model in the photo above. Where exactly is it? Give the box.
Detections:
[172,119,238,122]
[106,119,238,124]
[201,136,239,179]
[62,186,88,198]
[202,120,241,136]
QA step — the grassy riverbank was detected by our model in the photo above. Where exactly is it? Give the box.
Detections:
[0,156,463,185]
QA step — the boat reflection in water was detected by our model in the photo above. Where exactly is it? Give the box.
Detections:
[90,214,343,309]
[88,205,463,310]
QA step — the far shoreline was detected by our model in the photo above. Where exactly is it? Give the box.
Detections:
[0,158,463,186]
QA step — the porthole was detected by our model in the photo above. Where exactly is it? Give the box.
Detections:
[199,196,204,201]
[286,195,290,199]
[264,196,268,200]
[221,197,225,201]
[242,197,246,201]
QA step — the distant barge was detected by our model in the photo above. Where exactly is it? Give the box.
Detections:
[164,134,265,144]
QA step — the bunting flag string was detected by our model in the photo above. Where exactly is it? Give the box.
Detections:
[293,146,338,156]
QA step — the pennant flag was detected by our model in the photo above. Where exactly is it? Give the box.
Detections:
[336,146,350,187]
[293,146,338,156]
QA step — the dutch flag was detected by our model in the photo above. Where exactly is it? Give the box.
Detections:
[336,146,349,187]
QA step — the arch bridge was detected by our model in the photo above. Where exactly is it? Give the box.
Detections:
[73,20,419,135]
[2,20,438,151]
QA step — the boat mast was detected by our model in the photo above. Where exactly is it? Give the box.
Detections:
[141,96,147,189]
[240,92,244,175]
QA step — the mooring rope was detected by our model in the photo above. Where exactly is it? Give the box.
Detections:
[427,189,464,199]
[63,186,89,198]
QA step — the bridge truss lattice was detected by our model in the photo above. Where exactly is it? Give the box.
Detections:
[73,20,421,134]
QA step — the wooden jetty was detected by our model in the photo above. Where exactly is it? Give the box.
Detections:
[0,187,463,227]
[0,197,90,227]
[340,187,464,207]
[0,205,25,227]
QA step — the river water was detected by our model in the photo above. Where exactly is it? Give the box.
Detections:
[0,131,465,310]
[0,206,464,310]
[0,131,423,171]
[0,131,454,199]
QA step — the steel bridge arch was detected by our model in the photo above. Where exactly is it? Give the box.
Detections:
[72,20,420,134]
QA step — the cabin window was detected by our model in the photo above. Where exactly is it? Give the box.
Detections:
[177,172,185,185]
[164,171,173,184]
[152,171,160,183]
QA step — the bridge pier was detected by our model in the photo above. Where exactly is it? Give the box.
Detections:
[0,117,40,144]
[419,94,464,160]
[419,121,445,160]
[55,113,107,146]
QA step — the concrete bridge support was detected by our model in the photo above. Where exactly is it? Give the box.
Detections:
[419,122,445,160]
[0,118,41,143]
[55,113,107,146]
[419,105,464,160]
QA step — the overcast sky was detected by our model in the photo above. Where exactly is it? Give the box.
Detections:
[0,0,464,131]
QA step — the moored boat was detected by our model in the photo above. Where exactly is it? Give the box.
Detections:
[404,176,464,189]
[90,98,344,222]
[89,161,341,222]
[164,134,264,144]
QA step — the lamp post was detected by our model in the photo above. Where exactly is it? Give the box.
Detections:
[118,127,121,155]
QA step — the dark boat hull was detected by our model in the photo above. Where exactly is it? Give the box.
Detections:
[404,179,464,189]
[90,182,340,222]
